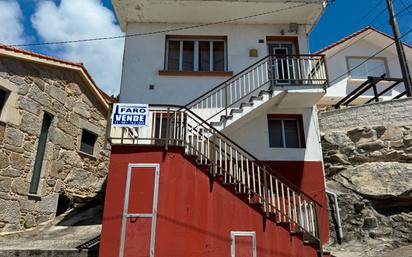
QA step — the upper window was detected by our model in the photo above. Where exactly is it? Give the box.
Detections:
[0,88,8,115]
[347,57,388,78]
[80,129,97,156]
[166,37,227,72]
[267,115,304,148]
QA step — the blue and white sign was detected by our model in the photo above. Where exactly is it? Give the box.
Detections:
[111,103,149,127]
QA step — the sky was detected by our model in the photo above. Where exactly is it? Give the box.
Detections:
[0,0,411,95]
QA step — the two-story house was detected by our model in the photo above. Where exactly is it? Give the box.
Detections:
[101,1,331,257]
[317,26,412,108]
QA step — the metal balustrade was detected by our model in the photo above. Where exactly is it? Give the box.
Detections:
[110,105,322,241]
[186,54,328,122]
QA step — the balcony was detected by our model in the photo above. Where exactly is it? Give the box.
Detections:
[112,0,327,31]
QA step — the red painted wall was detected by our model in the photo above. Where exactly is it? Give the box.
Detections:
[100,146,327,257]
[263,161,329,244]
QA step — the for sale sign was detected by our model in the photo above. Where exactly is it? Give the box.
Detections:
[111,103,149,127]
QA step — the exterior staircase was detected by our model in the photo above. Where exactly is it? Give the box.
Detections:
[186,54,328,129]
[110,54,329,256]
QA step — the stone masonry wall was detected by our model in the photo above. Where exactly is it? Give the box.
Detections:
[320,98,412,132]
[0,57,110,232]
[319,98,412,256]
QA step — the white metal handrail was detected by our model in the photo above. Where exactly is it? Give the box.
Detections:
[187,54,328,122]
[110,105,322,240]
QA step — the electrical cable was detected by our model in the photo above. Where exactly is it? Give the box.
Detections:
[10,3,309,47]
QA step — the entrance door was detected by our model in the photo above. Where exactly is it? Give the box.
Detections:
[231,231,257,257]
[119,164,160,257]
[268,42,296,84]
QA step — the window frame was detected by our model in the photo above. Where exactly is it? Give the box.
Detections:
[79,129,98,156]
[0,87,9,116]
[164,35,228,73]
[29,112,54,196]
[346,56,390,79]
[267,114,306,149]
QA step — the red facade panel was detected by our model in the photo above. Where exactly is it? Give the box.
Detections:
[100,146,327,257]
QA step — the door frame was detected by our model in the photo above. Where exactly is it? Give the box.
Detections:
[266,36,300,55]
[230,231,257,257]
[119,163,161,257]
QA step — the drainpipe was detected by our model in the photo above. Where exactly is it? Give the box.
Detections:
[326,190,344,242]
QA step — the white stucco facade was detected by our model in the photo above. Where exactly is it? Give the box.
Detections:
[318,27,412,106]
[120,23,311,105]
[112,0,327,165]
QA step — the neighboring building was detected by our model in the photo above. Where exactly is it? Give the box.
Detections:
[102,1,331,257]
[0,45,112,232]
[316,26,412,108]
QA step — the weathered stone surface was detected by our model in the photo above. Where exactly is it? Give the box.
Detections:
[49,86,67,104]
[338,162,412,199]
[24,214,36,229]
[49,129,75,150]
[38,193,59,213]
[59,150,82,167]
[0,198,20,223]
[0,152,9,169]
[357,140,385,151]
[10,152,26,170]
[73,102,91,118]
[321,104,412,256]
[0,58,110,234]
[20,112,40,135]
[0,122,5,143]
[64,169,103,191]
[11,178,30,195]
[4,127,24,147]
[0,168,21,177]
[0,177,12,192]
[19,96,41,115]
[30,76,46,91]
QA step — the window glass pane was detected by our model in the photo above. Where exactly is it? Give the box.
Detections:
[167,41,180,71]
[0,89,7,113]
[268,120,283,147]
[213,41,225,71]
[366,59,386,77]
[284,120,300,148]
[182,41,194,71]
[80,130,97,155]
[199,41,210,71]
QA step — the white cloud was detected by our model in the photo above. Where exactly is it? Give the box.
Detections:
[31,0,124,95]
[0,0,25,45]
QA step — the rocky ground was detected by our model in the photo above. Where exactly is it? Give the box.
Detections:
[0,199,102,257]
[322,125,412,256]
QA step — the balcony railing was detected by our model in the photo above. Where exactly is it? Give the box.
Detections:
[110,105,322,242]
[186,54,328,122]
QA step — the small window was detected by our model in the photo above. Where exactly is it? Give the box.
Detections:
[80,129,97,155]
[0,88,8,114]
[347,57,387,78]
[165,37,227,72]
[268,116,304,148]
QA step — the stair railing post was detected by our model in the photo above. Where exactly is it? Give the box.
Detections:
[268,55,275,95]
[314,203,324,257]
[263,166,269,217]
[224,84,228,117]
[211,130,217,176]
[165,107,170,150]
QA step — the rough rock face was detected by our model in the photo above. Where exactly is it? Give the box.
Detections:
[0,57,110,232]
[322,125,412,256]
